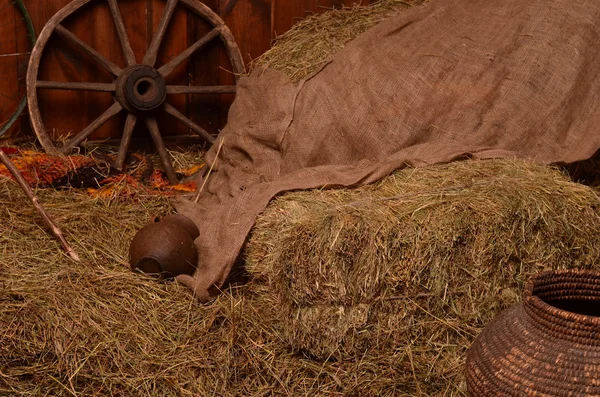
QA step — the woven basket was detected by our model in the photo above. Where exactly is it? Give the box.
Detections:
[466,269,600,396]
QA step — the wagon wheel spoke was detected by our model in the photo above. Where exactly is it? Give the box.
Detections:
[143,0,179,67]
[107,0,136,66]
[158,27,220,77]
[115,113,137,170]
[61,102,123,154]
[36,81,116,92]
[163,102,215,144]
[55,25,122,76]
[144,116,179,184]
[166,85,236,95]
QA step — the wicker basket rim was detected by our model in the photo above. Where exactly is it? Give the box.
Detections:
[524,269,600,327]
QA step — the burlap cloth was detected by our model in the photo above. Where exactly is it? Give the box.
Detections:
[174,0,600,301]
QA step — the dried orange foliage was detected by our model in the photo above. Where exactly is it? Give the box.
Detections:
[87,173,198,199]
[0,149,96,186]
[0,146,201,198]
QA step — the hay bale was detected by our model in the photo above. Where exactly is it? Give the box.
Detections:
[2,3,442,394]
[245,159,600,394]
[252,0,423,82]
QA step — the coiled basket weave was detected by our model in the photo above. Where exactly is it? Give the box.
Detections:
[466,269,600,396]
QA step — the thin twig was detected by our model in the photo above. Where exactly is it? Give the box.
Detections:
[337,180,496,209]
[406,346,423,397]
[0,148,80,261]
[0,51,31,57]
[194,137,225,204]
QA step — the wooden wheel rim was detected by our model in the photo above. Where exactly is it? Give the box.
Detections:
[27,0,245,184]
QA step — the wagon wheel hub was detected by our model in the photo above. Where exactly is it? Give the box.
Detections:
[116,65,167,113]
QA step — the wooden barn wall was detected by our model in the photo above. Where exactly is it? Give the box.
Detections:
[0,0,373,141]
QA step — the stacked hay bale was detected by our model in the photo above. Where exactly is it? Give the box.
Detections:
[245,159,600,395]
[247,5,600,393]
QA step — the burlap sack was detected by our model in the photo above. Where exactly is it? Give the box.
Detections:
[174,0,600,301]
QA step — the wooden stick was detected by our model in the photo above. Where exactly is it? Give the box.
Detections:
[0,148,80,261]
[194,137,225,204]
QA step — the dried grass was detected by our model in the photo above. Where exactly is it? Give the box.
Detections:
[0,181,281,396]
[7,158,599,396]
[251,0,423,82]
[246,159,600,395]
[0,175,422,397]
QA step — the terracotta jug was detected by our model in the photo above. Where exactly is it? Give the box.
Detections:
[129,214,199,279]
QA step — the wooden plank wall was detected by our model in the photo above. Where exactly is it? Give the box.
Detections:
[0,0,31,138]
[0,0,374,141]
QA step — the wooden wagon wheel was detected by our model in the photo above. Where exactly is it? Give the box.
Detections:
[27,0,245,184]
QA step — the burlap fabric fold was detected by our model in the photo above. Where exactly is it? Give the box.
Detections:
[174,0,600,301]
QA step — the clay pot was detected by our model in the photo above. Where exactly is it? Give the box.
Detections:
[129,214,199,279]
[159,214,200,240]
[466,269,600,396]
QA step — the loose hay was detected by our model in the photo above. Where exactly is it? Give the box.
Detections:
[4,157,600,395]
[246,159,600,395]
[251,0,423,82]
[0,166,423,397]
[0,182,279,396]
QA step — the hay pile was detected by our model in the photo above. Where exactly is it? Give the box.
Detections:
[0,181,286,396]
[252,0,423,82]
[4,158,600,396]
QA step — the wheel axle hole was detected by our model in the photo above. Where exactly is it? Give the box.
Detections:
[136,80,153,97]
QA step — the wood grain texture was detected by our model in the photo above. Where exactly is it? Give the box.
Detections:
[188,0,221,137]
[8,0,379,143]
[121,0,149,63]
[0,0,20,137]
[221,0,271,64]
[108,0,137,66]
[33,0,119,141]
[152,0,189,137]
[0,0,35,138]
[219,0,270,128]
[271,0,321,39]
[16,1,37,138]
[119,0,150,141]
